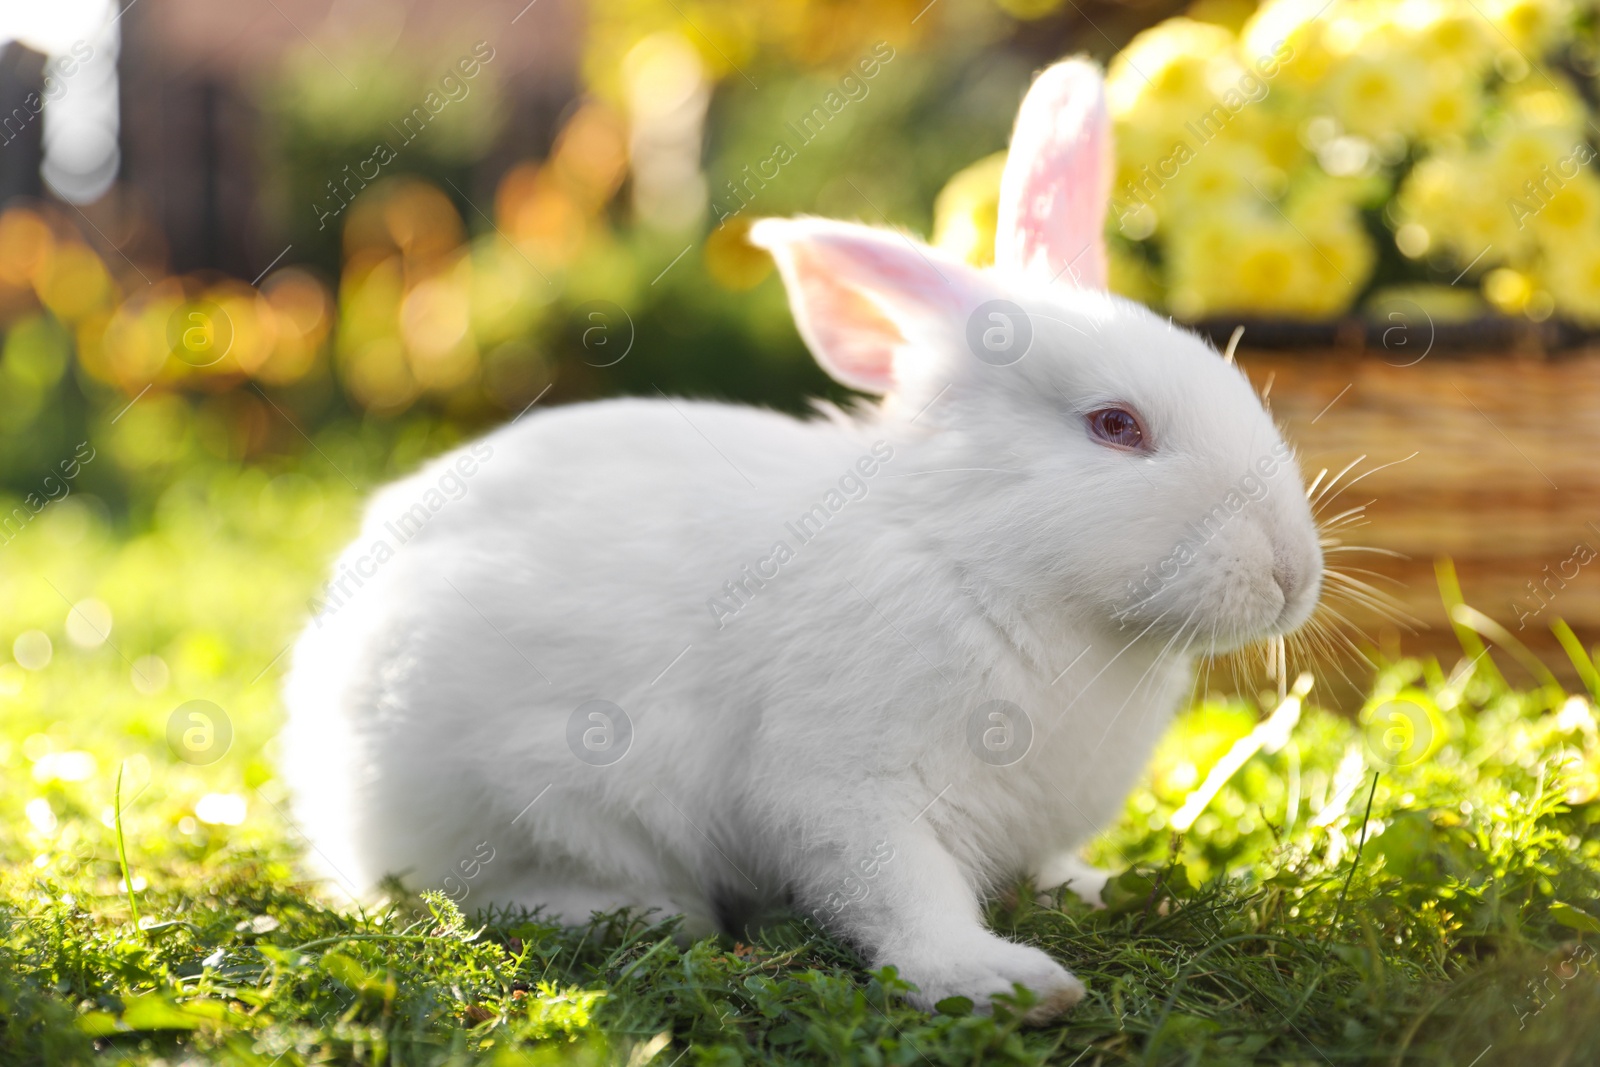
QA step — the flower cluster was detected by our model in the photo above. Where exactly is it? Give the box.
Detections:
[936,0,1600,324]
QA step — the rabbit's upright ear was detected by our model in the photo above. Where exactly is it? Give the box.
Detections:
[749,217,989,396]
[994,58,1112,289]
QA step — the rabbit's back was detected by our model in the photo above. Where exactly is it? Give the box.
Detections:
[280,396,866,904]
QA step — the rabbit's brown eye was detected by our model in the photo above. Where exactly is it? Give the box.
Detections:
[1085,406,1147,451]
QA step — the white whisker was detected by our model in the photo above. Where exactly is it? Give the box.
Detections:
[1314,452,1418,515]
[1312,455,1366,509]
[1304,467,1329,501]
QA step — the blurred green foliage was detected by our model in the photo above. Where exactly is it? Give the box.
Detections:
[0,0,1163,509]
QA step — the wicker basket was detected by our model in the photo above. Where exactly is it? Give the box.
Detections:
[1234,341,1600,696]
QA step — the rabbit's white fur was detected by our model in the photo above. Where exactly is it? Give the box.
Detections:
[283,267,1320,1022]
[283,60,1323,1023]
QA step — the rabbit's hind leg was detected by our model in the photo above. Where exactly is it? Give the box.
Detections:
[1035,853,1112,908]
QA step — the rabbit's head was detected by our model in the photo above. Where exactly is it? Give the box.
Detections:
[749,59,1322,654]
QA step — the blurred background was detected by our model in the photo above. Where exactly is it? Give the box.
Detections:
[3,0,1600,700]
[8,9,1600,1060]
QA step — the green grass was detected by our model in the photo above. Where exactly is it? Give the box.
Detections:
[5,462,1600,1065]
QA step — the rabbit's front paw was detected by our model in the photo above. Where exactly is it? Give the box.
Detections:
[897,937,1085,1024]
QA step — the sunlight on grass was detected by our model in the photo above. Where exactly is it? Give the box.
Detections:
[3,465,1600,1064]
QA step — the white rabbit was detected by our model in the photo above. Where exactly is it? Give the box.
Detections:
[281,58,1322,1023]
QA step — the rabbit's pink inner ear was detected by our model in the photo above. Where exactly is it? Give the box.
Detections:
[769,240,903,394]
[994,59,1112,289]
[751,218,974,396]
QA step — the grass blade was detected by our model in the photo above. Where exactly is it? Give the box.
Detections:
[1550,618,1600,702]
[115,761,141,932]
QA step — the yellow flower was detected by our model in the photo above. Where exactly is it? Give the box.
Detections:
[1483,0,1571,53]
[1242,0,1334,89]
[1284,181,1378,312]
[1524,171,1600,245]
[931,152,1007,268]
[1538,242,1600,324]
[1485,122,1573,180]
[1396,153,1531,267]
[1227,233,1316,312]
[1500,78,1588,141]
[1165,202,1349,318]
[1107,18,1240,139]
[1392,0,1493,71]
[1238,107,1309,172]
[1319,51,1429,138]
[1163,172,1375,319]
[1482,102,1592,246]
[1414,63,1480,142]
[1163,139,1277,214]
[1114,119,1186,205]
[1112,0,1588,322]
[1322,0,1398,56]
